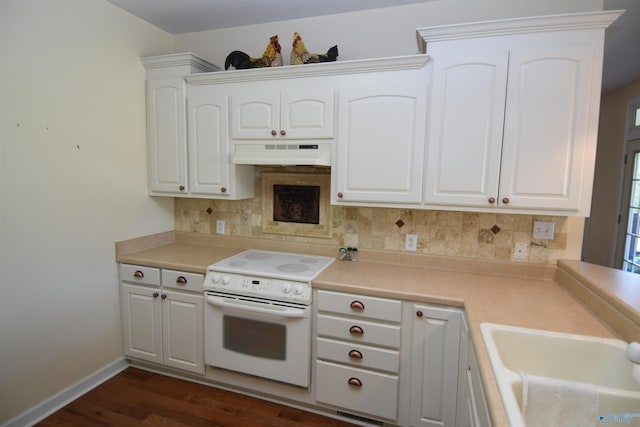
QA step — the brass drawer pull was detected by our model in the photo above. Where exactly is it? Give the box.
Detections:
[348,350,363,359]
[348,377,362,387]
[133,270,144,278]
[350,300,365,311]
[349,325,364,335]
[176,276,187,285]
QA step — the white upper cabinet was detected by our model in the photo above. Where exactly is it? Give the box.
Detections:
[419,11,622,216]
[187,86,254,199]
[142,53,222,197]
[230,89,334,140]
[331,56,430,205]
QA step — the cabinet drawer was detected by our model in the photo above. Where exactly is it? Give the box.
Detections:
[316,290,401,322]
[316,360,398,421]
[162,269,204,292]
[316,314,401,348]
[316,337,400,373]
[120,264,160,286]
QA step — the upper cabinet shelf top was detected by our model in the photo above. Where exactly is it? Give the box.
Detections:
[186,54,430,85]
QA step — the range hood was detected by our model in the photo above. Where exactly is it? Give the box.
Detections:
[232,142,331,166]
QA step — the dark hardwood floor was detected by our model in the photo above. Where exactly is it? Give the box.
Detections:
[35,367,358,427]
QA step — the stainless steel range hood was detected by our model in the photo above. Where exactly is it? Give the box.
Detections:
[231,142,331,166]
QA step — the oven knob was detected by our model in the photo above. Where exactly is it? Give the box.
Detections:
[222,275,231,285]
[281,283,292,294]
[211,273,221,284]
[293,284,305,295]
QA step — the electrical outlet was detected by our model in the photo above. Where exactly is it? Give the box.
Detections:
[513,241,529,260]
[216,220,225,234]
[533,221,555,239]
[405,234,418,252]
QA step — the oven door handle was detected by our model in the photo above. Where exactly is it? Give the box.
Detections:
[206,295,307,318]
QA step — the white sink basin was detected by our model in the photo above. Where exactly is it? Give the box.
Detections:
[480,323,640,426]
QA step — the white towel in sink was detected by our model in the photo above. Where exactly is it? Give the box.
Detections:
[518,371,599,427]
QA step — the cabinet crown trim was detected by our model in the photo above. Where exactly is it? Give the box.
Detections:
[186,54,430,85]
[142,52,220,72]
[416,10,623,50]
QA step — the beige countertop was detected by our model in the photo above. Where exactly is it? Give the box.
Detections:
[116,231,640,427]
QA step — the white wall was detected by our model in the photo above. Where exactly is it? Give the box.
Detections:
[0,0,173,423]
[175,0,602,69]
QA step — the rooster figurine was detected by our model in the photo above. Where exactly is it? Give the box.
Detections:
[225,35,283,70]
[290,32,338,65]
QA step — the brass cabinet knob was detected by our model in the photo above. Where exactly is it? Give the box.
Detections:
[416,310,423,318]
[179,185,185,191]
[280,130,286,136]
[488,197,496,204]
[152,292,159,298]
[337,192,344,198]
[271,130,277,136]
[161,294,167,300]
[502,197,510,204]
[220,187,227,193]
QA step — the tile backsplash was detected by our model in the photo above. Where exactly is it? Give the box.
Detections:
[175,167,568,264]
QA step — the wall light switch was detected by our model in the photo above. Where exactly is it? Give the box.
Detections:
[533,221,555,239]
[216,220,225,235]
[405,234,418,252]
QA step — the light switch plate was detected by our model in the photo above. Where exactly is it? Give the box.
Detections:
[533,221,555,239]
[405,234,418,252]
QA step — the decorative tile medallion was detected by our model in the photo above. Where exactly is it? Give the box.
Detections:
[261,173,331,238]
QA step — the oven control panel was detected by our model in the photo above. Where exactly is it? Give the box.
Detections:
[204,271,311,305]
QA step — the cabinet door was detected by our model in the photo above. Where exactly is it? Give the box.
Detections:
[280,90,334,139]
[230,91,279,139]
[500,45,595,211]
[162,290,205,374]
[410,304,461,427]
[147,78,188,194]
[424,53,508,208]
[334,84,427,204]
[188,87,230,196]
[121,284,162,364]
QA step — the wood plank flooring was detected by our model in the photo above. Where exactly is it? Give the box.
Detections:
[35,367,358,427]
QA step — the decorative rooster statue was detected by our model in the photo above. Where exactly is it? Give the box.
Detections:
[224,35,283,70]
[290,32,338,65]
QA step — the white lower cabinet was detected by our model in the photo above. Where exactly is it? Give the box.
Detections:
[314,290,402,422]
[120,264,205,375]
[409,303,462,427]
[457,317,492,427]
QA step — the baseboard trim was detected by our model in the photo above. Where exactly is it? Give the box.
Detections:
[1,358,129,427]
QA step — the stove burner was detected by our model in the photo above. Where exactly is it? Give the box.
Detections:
[277,263,309,274]
[245,252,271,261]
[228,261,248,267]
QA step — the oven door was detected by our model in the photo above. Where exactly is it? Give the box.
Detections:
[204,291,312,387]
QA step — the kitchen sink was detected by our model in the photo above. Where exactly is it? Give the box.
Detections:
[480,323,640,426]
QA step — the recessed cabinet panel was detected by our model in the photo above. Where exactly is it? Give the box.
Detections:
[121,284,162,364]
[162,290,204,373]
[424,53,508,206]
[190,101,228,195]
[281,91,334,139]
[335,84,426,203]
[500,46,593,210]
[147,79,187,193]
[231,93,279,139]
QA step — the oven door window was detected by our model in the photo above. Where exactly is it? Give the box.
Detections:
[223,315,286,360]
